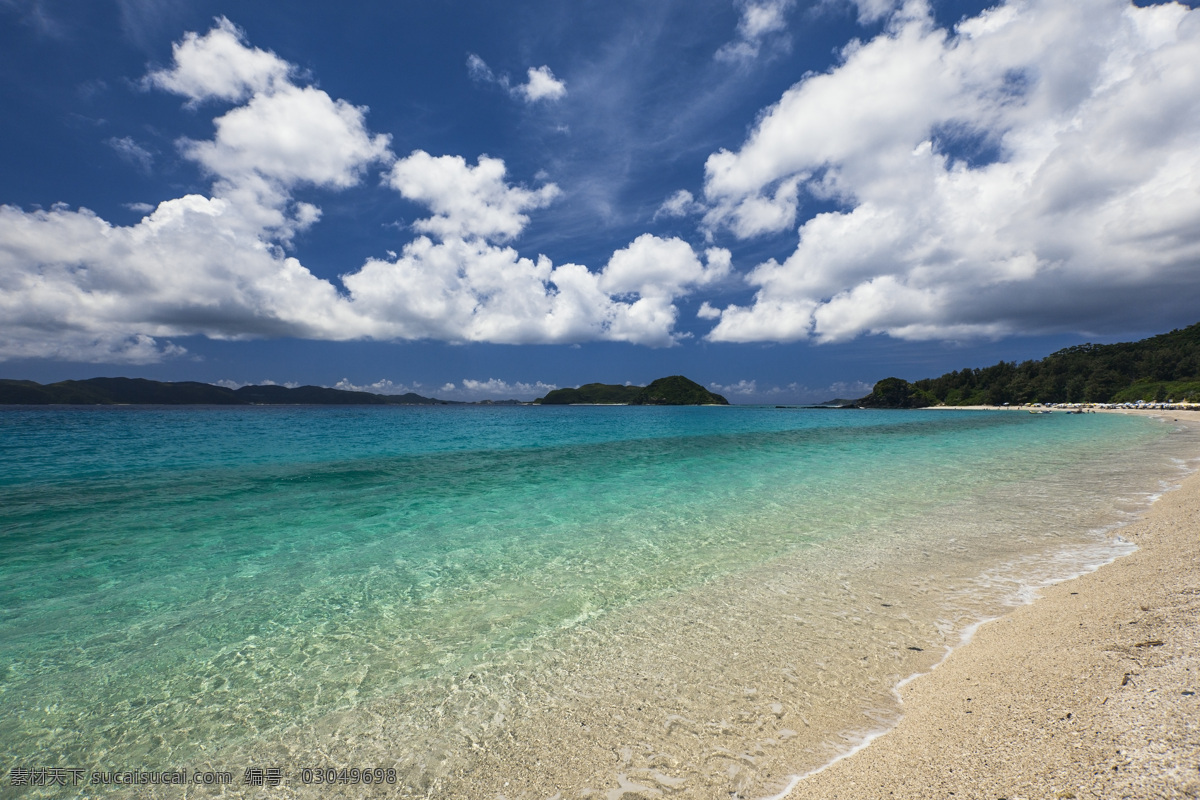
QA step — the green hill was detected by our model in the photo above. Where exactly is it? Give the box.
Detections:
[858,322,1200,408]
[0,377,447,405]
[536,375,728,405]
[632,375,729,405]
[534,382,643,405]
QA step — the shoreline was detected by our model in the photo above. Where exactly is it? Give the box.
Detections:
[7,410,1195,800]
[782,415,1200,799]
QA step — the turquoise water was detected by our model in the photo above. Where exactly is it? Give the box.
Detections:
[0,406,1195,797]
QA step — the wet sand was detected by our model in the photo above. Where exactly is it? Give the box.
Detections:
[787,417,1200,800]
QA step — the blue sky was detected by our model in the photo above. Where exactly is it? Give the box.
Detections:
[2,0,1198,402]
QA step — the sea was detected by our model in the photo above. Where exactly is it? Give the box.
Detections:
[1,405,1197,799]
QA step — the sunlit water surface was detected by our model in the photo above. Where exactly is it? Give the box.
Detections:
[1,406,1196,798]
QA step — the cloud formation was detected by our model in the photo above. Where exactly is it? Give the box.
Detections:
[106,136,154,172]
[517,65,567,102]
[329,378,420,395]
[144,17,290,103]
[387,152,560,241]
[717,0,796,62]
[460,378,558,398]
[654,189,703,220]
[702,0,1200,343]
[709,379,758,395]
[0,19,711,363]
[708,377,874,402]
[466,54,566,103]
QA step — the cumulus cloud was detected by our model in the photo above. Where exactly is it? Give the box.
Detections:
[460,378,557,397]
[423,379,554,400]
[182,85,391,191]
[144,17,290,103]
[466,55,567,103]
[710,379,758,395]
[0,196,367,362]
[146,17,390,251]
[717,0,795,62]
[343,233,729,348]
[702,0,1200,344]
[387,152,559,241]
[517,65,567,102]
[0,20,716,363]
[654,189,703,219]
[827,379,873,397]
[362,154,719,347]
[706,378,875,402]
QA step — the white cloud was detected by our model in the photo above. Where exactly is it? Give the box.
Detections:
[0,19,750,365]
[331,378,421,395]
[703,175,801,239]
[342,233,722,348]
[703,0,1200,344]
[107,136,154,172]
[717,0,795,62]
[654,189,703,219]
[827,379,873,397]
[183,85,391,191]
[600,235,730,298]
[846,0,902,24]
[704,378,875,402]
[460,378,557,398]
[386,151,559,241]
[466,53,495,83]
[144,16,290,103]
[710,379,758,395]
[517,65,567,102]
[0,196,370,362]
[466,55,567,103]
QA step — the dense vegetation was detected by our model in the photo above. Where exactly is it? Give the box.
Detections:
[536,375,729,405]
[534,382,643,405]
[0,377,446,405]
[858,322,1200,408]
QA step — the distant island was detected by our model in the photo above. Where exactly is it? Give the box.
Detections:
[0,377,449,406]
[858,321,1200,408]
[0,374,729,407]
[535,375,728,405]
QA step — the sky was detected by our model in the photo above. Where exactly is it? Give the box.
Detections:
[1,0,1198,402]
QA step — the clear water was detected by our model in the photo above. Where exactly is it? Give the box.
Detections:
[0,406,1195,798]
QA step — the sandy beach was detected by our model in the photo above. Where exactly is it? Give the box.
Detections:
[8,409,1197,800]
[787,414,1200,800]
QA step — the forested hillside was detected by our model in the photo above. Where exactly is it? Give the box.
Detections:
[858,323,1200,408]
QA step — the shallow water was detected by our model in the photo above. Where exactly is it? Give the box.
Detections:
[1,406,1196,798]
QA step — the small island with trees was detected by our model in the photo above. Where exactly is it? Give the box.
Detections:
[535,375,728,405]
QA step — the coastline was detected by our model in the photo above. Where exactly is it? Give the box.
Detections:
[784,414,1200,800]
[6,409,1196,800]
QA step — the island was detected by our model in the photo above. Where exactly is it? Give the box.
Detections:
[535,375,728,405]
[857,321,1200,408]
[0,377,449,405]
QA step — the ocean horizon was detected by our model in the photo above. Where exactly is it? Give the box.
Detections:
[2,405,1196,798]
